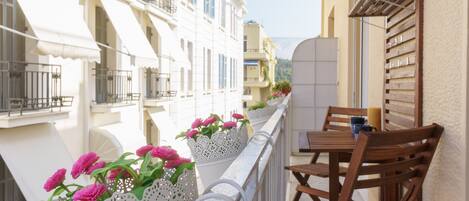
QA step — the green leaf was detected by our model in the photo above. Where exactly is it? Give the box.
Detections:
[118,152,134,161]
[132,186,147,200]
[169,162,195,184]
[48,186,65,201]
[175,131,187,140]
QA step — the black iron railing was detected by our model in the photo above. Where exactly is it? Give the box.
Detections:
[0,61,73,116]
[144,68,176,99]
[144,0,177,15]
[93,68,140,104]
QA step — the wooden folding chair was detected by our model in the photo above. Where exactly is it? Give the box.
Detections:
[286,106,367,201]
[298,124,444,201]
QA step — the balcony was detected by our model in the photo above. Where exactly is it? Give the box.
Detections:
[143,68,176,107]
[144,0,177,15]
[244,65,270,88]
[91,68,140,113]
[0,61,73,128]
[244,48,269,61]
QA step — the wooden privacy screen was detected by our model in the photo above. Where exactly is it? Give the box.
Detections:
[383,0,423,131]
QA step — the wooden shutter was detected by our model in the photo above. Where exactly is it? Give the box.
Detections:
[383,0,423,131]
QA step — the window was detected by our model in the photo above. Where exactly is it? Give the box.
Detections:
[204,0,214,18]
[203,48,206,90]
[95,6,110,104]
[229,58,234,88]
[180,39,185,51]
[230,6,237,38]
[218,54,227,89]
[180,67,185,91]
[1,0,25,62]
[207,49,212,90]
[187,42,193,91]
[220,0,226,28]
[243,35,247,52]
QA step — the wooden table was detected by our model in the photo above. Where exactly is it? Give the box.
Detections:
[299,131,355,201]
[298,131,399,201]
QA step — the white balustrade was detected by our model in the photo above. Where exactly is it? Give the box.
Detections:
[197,94,292,201]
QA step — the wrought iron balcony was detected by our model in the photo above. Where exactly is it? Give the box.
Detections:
[93,68,140,104]
[0,61,73,116]
[144,68,176,100]
[144,0,177,15]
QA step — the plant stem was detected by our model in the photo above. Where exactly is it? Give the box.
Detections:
[60,183,72,194]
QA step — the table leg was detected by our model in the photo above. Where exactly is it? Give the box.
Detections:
[329,152,340,201]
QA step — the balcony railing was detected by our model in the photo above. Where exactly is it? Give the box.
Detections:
[93,68,140,104]
[0,61,73,116]
[144,68,176,100]
[198,94,291,201]
[144,0,177,15]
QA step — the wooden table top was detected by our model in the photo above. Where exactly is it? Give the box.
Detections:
[299,131,357,153]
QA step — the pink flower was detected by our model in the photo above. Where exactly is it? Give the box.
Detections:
[223,121,237,129]
[108,168,131,180]
[86,161,106,175]
[136,145,154,157]
[202,117,216,126]
[186,130,199,138]
[71,152,99,179]
[151,146,179,160]
[232,113,244,120]
[43,168,66,192]
[191,118,203,129]
[165,157,191,169]
[72,184,107,201]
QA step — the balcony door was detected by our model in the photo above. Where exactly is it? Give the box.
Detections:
[95,7,108,104]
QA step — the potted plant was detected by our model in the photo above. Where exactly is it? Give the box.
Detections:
[44,146,198,201]
[268,80,291,106]
[247,101,277,132]
[177,114,249,187]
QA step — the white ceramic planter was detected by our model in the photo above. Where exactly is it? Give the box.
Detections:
[267,96,285,106]
[187,126,248,187]
[105,169,198,201]
[247,106,277,132]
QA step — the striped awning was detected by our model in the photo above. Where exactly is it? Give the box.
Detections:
[349,0,413,17]
[244,60,259,66]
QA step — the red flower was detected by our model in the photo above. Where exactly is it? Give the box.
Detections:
[136,145,154,157]
[164,157,191,169]
[86,161,106,175]
[202,117,216,126]
[72,184,106,201]
[186,130,199,138]
[71,152,99,179]
[223,121,237,129]
[108,168,131,180]
[232,113,244,120]
[43,168,66,192]
[151,146,179,160]
[191,118,203,129]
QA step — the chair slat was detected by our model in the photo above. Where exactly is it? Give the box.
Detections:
[325,124,351,132]
[365,143,428,161]
[328,106,368,116]
[355,169,418,189]
[366,124,439,146]
[359,156,423,175]
[327,116,351,123]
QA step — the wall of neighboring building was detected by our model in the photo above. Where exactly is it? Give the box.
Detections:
[321,0,354,107]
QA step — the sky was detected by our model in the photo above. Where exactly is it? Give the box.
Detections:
[244,0,322,59]
[244,0,322,38]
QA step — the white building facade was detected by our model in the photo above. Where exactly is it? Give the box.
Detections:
[0,0,245,200]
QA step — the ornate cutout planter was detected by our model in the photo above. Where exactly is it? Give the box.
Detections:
[247,106,277,132]
[187,126,248,186]
[105,169,198,201]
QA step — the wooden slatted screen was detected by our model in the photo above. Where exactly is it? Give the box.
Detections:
[383,0,423,131]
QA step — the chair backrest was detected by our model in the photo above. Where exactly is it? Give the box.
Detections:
[322,106,368,132]
[338,124,444,201]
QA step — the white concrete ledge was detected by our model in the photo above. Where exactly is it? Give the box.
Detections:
[143,99,173,107]
[90,103,136,113]
[0,111,69,128]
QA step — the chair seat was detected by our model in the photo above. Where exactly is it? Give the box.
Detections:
[286,163,348,177]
